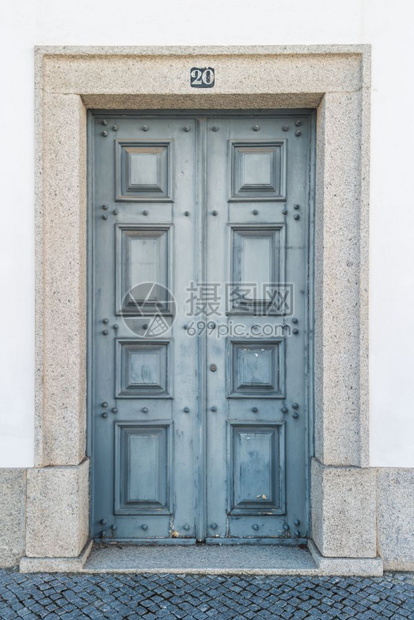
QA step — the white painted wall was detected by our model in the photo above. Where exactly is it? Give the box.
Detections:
[0,0,413,467]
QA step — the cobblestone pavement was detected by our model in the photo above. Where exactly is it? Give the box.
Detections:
[0,570,413,619]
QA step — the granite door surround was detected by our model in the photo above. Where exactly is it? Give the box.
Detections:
[24,45,377,573]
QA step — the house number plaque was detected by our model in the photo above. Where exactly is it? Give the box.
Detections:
[190,67,215,88]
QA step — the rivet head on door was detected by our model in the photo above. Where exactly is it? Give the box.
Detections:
[295,120,302,127]
[252,524,259,530]
[210,523,218,530]
[183,524,190,531]
[101,120,107,126]
[212,210,218,216]
[295,130,302,137]
[112,407,118,414]
[101,131,108,137]
[253,125,260,131]
[212,126,219,132]
[294,519,300,526]
[252,407,258,413]
[142,125,149,132]
[184,126,191,132]
[210,406,217,412]
[252,209,259,215]
[281,407,289,414]
[183,407,190,413]
[210,364,217,372]
[112,125,118,132]
[141,524,148,530]
[283,523,290,531]
[141,407,149,414]
[282,209,288,215]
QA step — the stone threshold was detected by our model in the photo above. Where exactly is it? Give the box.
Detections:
[20,540,383,576]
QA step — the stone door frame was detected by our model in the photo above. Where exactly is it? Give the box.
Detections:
[24,45,379,573]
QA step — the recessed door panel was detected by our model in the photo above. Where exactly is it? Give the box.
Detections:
[229,423,285,516]
[115,422,171,515]
[228,339,285,398]
[116,140,172,201]
[90,112,312,544]
[230,141,287,201]
[234,227,283,283]
[230,225,285,314]
[116,339,171,398]
[116,225,172,316]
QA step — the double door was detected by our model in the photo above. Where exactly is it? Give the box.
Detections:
[90,112,312,542]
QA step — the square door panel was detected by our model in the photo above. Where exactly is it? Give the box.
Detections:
[230,141,286,201]
[116,225,173,316]
[228,339,285,398]
[229,225,286,315]
[116,339,171,398]
[228,423,286,515]
[115,422,172,515]
[116,140,172,201]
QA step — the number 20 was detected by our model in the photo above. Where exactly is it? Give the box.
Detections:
[190,68,214,86]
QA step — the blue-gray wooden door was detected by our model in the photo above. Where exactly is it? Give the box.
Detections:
[90,112,312,543]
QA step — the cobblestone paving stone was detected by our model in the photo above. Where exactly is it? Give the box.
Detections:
[0,570,413,619]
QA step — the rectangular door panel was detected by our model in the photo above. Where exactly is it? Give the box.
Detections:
[115,422,171,515]
[229,225,286,314]
[115,339,172,399]
[116,140,172,201]
[227,339,285,398]
[229,423,285,516]
[116,225,172,316]
[230,140,287,201]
